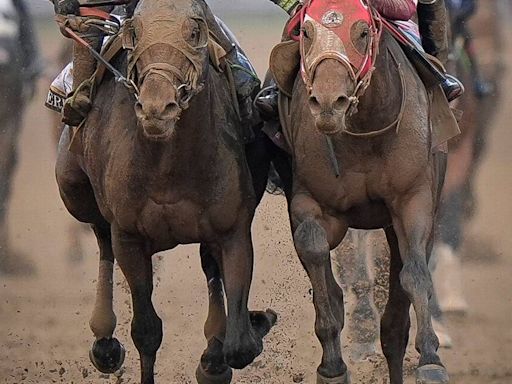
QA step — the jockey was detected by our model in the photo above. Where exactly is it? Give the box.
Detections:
[257,0,463,116]
[49,0,260,138]
[446,0,493,97]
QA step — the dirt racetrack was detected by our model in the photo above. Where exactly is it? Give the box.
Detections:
[1,4,511,384]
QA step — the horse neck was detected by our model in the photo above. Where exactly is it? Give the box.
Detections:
[346,34,405,132]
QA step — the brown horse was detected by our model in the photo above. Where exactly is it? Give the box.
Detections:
[55,0,277,383]
[272,1,449,383]
[0,8,36,276]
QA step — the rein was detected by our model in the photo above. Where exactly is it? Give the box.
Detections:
[342,48,407,137]
[64,26,140,98]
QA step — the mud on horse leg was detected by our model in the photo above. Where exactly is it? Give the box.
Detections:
[389,191,449,384]
[88,224,125,374]
[112,228,162,384]
[292,209,349,384]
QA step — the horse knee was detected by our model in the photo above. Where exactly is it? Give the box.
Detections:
[294,219,329,265]
[399,260,433,299]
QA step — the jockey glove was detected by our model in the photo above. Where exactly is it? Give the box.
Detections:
[52,0,81,15]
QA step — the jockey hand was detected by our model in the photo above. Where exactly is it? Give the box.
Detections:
[52,0,81,15]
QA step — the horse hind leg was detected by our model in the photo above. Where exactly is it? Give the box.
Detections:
[294,217,349,384]
[112,228,162,384]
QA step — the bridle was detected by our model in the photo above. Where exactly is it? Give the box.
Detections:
[295,0,383,115]
[121,13,209,109]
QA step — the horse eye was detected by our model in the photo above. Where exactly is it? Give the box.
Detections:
[361,29,369,38]
[192,27,200,38]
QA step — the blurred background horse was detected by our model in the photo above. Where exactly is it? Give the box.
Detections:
[0,0,40,275]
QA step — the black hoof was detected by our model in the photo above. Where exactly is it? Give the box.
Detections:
[89,337,125,374]
[196,364,232,384]
[416,364,449,384]
[249,309,278,338]
[317,371,350,384]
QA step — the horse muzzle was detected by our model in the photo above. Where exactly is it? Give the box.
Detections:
[135,100,181,141]
[308,91,350,136]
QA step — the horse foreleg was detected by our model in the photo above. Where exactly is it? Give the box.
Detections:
[196,243,233,384]
[381,227,411,384]
[389,191,449,384]
[88,224,125,374]
[112,228,162,384]
[292,210,349,383]
[220,223,270,370]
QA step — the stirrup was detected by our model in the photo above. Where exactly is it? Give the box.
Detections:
[254,85,279,120]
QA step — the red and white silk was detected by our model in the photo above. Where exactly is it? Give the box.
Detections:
[371,0,417,20]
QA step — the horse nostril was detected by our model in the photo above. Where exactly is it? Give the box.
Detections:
[163,102,180,119]
[135,101,144,117]
[308,95,321,113]
[333,96,349,111]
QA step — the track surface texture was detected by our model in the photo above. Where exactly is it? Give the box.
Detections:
[1,4,511,384]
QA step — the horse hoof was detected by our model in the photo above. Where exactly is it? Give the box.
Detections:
[89,337,125,374]
[316,371,350,384]
[195,364,232,384]
[250,308,278,338]
[416,364,449,384]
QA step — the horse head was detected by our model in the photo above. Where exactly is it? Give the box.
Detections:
[124,0,209,140]
[298,0,381,135]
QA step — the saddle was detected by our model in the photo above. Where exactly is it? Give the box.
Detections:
[270,22,461,151]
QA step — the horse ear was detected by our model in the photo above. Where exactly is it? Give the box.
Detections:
[270,40,300,97]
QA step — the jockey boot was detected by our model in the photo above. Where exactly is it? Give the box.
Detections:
[62,38,100,126]
[254,83,279,121]
[418,0,464,101]
[54,1,114,126]
[204,7,261,142]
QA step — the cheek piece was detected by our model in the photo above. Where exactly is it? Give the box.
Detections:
[299,0,382,112]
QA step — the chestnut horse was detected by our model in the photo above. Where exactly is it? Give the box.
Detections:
[55,0,278,383]
[272,1,450,383]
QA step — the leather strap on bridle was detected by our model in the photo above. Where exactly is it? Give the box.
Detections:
[342,48,407,138]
